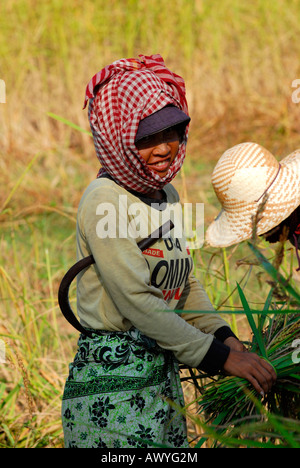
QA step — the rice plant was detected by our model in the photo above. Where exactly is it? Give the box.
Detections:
[192,244,300,448]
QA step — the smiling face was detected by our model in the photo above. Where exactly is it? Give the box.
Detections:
[135,127,182,179]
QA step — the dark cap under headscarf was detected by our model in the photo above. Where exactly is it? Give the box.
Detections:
[135,105,190,143]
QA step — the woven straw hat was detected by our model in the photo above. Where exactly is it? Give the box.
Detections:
[205,142,300,248]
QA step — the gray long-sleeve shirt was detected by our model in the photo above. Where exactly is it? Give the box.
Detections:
[75,177,234,370]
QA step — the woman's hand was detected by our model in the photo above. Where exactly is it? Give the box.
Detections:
[223,336,247,352]
[222,349,277,396]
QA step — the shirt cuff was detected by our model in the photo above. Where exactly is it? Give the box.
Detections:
[197,339,230,375]
[214,325,238,343]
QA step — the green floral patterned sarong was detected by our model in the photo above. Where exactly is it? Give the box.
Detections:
[61,328,189,448]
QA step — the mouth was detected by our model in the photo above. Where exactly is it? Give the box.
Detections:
[147,158,171,173]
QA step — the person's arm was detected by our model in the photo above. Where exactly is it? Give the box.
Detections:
[176,273,239,372]
[176,270,276,392]
[178,274,236,336]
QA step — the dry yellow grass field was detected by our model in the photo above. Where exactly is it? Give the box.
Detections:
[1,0,300,447]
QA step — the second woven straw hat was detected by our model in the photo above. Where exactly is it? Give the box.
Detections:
[205,142,300,248]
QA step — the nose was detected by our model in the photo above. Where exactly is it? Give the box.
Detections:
[152,142,170,156]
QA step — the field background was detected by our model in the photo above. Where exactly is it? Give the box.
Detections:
[1,0,300,448]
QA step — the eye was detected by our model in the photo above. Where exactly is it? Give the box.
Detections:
[164,125,186,143]
[164,128,176,138]
[143,135,153,144]
[135,135,157,150]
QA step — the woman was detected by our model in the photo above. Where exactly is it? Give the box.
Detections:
[205,141,300,271]
[61,56,276,448]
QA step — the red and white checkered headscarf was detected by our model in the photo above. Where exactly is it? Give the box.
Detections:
[83,54,189,194]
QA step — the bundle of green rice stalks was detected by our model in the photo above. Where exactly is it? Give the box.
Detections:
[196,285,300,446]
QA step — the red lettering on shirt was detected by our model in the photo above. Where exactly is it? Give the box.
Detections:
[143,248,164,258]
[163,287,183,301]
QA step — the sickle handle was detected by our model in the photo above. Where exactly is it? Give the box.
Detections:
[58,220,174,337]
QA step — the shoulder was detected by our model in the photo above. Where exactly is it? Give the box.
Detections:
[77,178,127,229]
[79,178,127,208]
